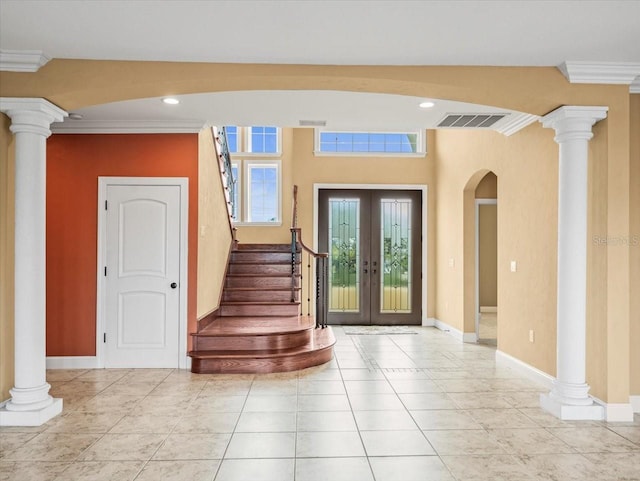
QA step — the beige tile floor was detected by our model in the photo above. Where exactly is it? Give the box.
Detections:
[1,326,639,481]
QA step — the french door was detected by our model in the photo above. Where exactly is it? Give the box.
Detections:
[318,189,422,325]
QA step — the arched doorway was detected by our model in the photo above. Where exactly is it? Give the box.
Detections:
[463,170,498,343]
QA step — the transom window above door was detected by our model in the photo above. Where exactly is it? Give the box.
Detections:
[315,130,426,156]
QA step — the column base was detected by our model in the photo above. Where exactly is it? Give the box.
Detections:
[540,393,603,420]
[0,398,63,426]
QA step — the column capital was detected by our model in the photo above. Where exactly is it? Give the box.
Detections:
[540,106,608,143]
[0,97,67,138]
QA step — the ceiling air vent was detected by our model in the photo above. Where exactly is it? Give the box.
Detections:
[437,113,507,128]
[299,120,327,127]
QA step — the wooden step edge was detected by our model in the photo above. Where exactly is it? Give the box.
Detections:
[224,287,301,292]
[191,318,315,337]
[226,273,301,278]
[229,261,298,266]
[220,301,301,306]
[188,329,335,359]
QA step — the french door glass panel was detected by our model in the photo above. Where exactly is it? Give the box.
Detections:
[328,198,360,313]
[380,198,412,313]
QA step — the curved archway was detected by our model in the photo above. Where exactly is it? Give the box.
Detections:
[0,61,587,116]
[463,169,498,341]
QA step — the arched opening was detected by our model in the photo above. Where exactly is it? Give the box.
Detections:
[462,170,498,342]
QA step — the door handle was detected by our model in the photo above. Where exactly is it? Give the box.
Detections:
[170,282,177,289]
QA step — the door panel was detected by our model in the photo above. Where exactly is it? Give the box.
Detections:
[319,189,422,326]
[105,185,181,367]
[320,191,371,324]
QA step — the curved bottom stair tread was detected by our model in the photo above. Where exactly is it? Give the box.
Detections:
[189,327,335,374]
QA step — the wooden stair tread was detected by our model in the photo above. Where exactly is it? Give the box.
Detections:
[221,301,300,305]
[190,328,335,359]
[235,244,299,252]
[224,287,301,291]
[194,316,314,336]
[226,273,301,277]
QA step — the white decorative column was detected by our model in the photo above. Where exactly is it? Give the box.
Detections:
[0,98,67,426]
[540,106,607,420]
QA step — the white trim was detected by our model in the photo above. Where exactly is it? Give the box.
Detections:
[495,112,540,136]
[0,49,50,72]
[313,129,427,157]
[46,356,99,369]
[97,177,189,369]
[630,395,640,413]
[51,119,205,134]
[590,396,635,422]
[475,199,497,340]
[313,183,428,324]
[495,349,554,390]
[558,61,640,86]
[423,317,436,327]
[433,318,477,343]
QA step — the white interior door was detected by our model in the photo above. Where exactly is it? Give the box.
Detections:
[104,184,181,368]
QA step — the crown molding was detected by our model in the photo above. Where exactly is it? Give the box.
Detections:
[51,119,206,134]
[496,112,540,136]
[0,50,51,72]
[558,61,640,92]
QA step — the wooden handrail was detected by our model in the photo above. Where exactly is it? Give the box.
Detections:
[290,228,328,258]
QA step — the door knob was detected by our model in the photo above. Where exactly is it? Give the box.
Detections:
[170,282,177,289]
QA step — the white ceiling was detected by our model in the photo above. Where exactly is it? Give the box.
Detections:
[2,0,639,131]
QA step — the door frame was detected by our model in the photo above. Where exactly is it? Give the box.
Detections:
[314,183,428,325]
[475,198,497,340]
[96,177,189,369]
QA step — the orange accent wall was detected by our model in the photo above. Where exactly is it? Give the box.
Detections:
[46,134,198,356]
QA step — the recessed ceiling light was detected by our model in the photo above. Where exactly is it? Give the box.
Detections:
[419,101,435,109]
[162,97,180,105]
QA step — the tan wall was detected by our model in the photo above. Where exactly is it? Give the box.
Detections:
[478,204,498,307]
[435,125,559,377]
[630,94,640,396]
[0,114,14,401]
[197,128,234,318]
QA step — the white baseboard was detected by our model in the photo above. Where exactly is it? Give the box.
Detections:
[423,317,435,327]
[591,396,635,422]
[432,318,477,343]
[631,395,640,413]
[480,306,497,313]
[495,349,554,390]
[46,356,99,369]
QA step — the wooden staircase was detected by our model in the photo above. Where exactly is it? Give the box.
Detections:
[189,243,335,374]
